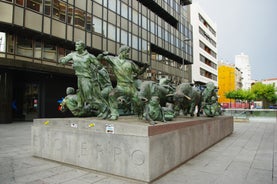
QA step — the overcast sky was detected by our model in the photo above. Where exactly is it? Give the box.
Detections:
[194,0,277,81]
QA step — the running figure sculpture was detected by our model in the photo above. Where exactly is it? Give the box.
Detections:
[99,45,148,120]
[58,41,109,118]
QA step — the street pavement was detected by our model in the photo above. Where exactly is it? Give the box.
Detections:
[0,117,276,184]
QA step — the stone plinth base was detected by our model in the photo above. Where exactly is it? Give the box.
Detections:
[32,116,233,182]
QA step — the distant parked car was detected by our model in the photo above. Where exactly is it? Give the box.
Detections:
[269,105,277,109]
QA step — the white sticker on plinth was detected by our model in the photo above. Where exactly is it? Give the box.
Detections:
[105,124,114,134]
[71,123,78,128]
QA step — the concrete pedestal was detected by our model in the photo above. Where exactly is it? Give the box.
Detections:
[32,116,233,182]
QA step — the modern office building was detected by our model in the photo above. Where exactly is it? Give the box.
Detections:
[0,0,193,123]
[189,2,218,86]
[235,52,251,90]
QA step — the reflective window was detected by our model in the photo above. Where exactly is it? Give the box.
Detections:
[86,13,92,31]
[59,1,66,22]
[108,0,116,12]
[157,25,161,38]
[164,30,168,41]
[58,47,65,58]
[128,7,132,21]
[108,24,116,40]
[132,35,138,49]
[16,37,33,57]
[176,38,180,48]
[185,28,189,38]
[132,10,138,24]
[170,0,174,7]
[0,32,6,52]
[121,3,128,18]
[138,13,141,26]
[16,0,23,6]
[93,3,102,17]
[142,15,147,29]
[93,17,102,34]
[116,1,121,14]
[150,21,155,34]
[75,0,86,9]
[172,35,176,46]
[116,28,120,43]
[138,38,141,50]
[121,30,127,45]
[74,8,85,28]
[188,46,192,55]
[34,40,42,58]
[43,43,56,60]
[44,0,51,16]
[103,0,107,7]
[53,0,66,22]
[173,1,178,12]
[67,4,73,24]
[94,0,102,4]
[8,34,75,63]
[102,21,107,37]
[128,33,132,47]
[53,1,60,19]
[142,39,147,51]
[27,0,42,12]
[7,34,14,53]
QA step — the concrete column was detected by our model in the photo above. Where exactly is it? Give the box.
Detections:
[0,70,12,123]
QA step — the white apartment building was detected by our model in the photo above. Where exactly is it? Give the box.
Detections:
[235,53,252,89]
[189,3,218,86]
[261,78,277,94]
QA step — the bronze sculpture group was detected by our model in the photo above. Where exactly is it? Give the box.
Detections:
[58,41,222,124]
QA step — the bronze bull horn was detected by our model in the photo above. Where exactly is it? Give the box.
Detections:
[184,95,191,100]
[166,94,174,97]
[141,97,149,102]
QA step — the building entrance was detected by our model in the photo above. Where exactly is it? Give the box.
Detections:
[1,68,76,123]
[12,82,39,121]
[24,83,39,120]
[12,73,39,121]
[12,83,39,121]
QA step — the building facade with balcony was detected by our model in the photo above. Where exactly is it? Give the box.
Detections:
[218,61,236,104]
[189,2,218,86]
[0,0,193,123]
[235,52,251,90]
[235,66,243,90]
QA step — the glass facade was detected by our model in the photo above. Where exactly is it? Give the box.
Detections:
[3,33,71,67]
[0,0,193,83]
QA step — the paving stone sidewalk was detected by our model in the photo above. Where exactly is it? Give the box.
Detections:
[0,117,276,184]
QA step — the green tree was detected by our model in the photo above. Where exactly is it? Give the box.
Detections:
[225,89,256,108]
[243,90,256,103]
[225,90,236,100]
[225,90,241,108]
[225,89,245,101]
[251,82,277,108]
